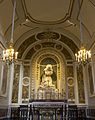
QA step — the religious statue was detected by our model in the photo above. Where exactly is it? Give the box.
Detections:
[40,64,55,89]
[37,64,58,100]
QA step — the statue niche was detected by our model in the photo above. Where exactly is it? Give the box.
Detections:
[40,64,55,89]
[31,57,59,100]
[38,64,57,99]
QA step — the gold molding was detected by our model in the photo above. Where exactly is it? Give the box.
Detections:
[21,0,74,25]
[37,54,60,89]
[17,33,77,59]
[37,54,59,65]
[31,48,66,93]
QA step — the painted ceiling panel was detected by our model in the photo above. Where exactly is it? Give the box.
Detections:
[0,0,95,49]
[24,0,71,22]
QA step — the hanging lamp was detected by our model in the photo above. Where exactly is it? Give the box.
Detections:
[2,0,18,64]
[75,0,91,65]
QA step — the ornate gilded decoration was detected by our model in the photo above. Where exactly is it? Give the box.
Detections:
[41,109,54,120]
[23,66,30,77]
[25,48,36,59]
[42,42,55,48]
[23,77,29,85]
[77,65,85,103]
[34,44,41,50]
[36,31,60,40]
[38,64,58,99]
[18,35,36,58]
[22,86,29,99]
[12,65,20,103]
[68,86,75,100]
[67,66,74,77]
[55,44,63,50]
[17,33,77,59]
[60,35,78,54]
[61,48,72,60]
[40,58,57,88]
[24,42,72,60]
[68,78,74,86]
[67,65,75,102]
[22,65,30,101]
[31,49,65,95]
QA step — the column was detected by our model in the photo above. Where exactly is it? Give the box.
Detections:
[18,64,23,105]
[91,55,95,93]
[0,61,3,95]
[83,65,88,105]
[74,63,79,105]
[29,63,31,100]
[8,63,14,105]
[66,64,68,101]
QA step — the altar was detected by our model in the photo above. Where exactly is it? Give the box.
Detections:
[29,99,67,120]
[31,64,66,101]
[29,99,67,106]
[28,64,67,120]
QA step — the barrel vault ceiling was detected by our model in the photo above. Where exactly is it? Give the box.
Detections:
[0,0,95,50]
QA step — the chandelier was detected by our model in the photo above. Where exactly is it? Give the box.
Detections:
[75,45,91,64]
[2,0,18,64]
[3,44,18,63]
[75,0,91,65]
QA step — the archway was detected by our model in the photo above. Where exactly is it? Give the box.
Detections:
[31,48,66,96]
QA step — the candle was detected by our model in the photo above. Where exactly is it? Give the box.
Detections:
[3,53,5,60]
[88,51,91,58]
[15,52,18,59]
[75,54,77,61]
[86,52,87,60]
[78,56,79,62]
[80,50,82,61]
[6,49,9,59]
[11,49,14,57]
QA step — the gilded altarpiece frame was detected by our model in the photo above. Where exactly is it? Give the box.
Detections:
[31,49,66,95]
[12,65,20,103]
[88,63,94,96]
[22,65,30,103]
[77,65,85,104]
[38,56,58,89]
[67,65,75,103]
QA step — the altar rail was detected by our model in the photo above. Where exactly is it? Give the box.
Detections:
[9,105,95,120]
[0,105,95,119]
[87,107,95,119]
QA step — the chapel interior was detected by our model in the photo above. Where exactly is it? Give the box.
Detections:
[0,0,95,119]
